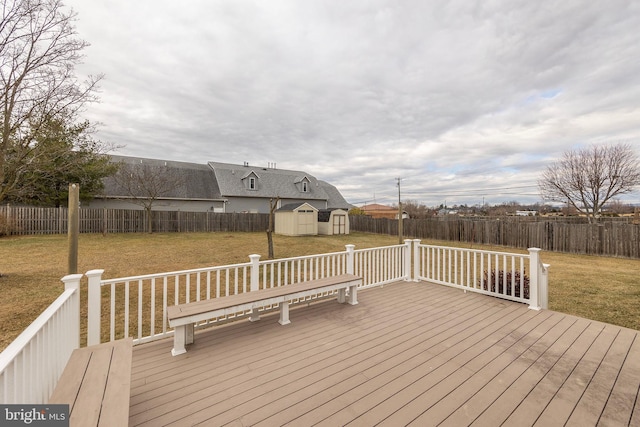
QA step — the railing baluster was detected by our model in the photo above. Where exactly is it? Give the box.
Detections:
[110,283,116,341]
[151,278,156,338]
[206,271,211,300]
[138,279,143,340]
[216,270,220,298]
[163,277,168,334]
[124,281,130,338]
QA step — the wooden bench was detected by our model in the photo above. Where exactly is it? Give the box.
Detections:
[49,338,133,427]
[167,273,362,356]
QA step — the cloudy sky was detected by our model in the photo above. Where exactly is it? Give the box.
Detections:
[65,0,640,207]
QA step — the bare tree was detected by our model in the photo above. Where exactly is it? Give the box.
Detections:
[266,197,279,259]
[539,143,640,223]
[1,0,101,202]
[111,161,184,233]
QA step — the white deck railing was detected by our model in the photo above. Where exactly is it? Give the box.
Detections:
[412,240,549,309]
[0,240,548,404]
[0,274,82,404]
[86,242,411,346]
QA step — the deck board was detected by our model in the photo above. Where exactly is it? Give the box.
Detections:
[128,280,640,426]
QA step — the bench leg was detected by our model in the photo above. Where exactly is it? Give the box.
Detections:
[186,323,194,345]
[250,308,260,322]
[172,325,188,356]
[279,301,291,325]
[337,288,346,303]
[348,285,358,305]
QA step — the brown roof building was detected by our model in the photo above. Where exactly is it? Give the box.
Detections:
[360,203,408,219]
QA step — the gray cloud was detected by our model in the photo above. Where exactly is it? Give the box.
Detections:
[68,0,640,206]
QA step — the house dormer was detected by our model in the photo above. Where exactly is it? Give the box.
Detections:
[241,171,260,191]
[294,176,311,193]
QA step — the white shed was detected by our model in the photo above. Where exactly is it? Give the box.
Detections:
[275,203,318,236]
[318,209,350,235]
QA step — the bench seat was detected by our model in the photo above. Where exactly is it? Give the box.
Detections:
[167,274,361,356]
[49,338,133,427]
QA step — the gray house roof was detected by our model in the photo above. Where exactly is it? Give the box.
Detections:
[102,155,223,200]
[209,162,350,208]
[98,156,351,208]
[317,180,351,210]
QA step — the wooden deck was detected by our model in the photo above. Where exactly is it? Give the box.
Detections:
[129,280,640,426]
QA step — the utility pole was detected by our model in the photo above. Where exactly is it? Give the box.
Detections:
[396,178,403,244]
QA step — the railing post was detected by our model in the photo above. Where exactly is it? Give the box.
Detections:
[345,245,355,275]
[403,239,412,281]
[413,239,421,282]
[61,273,83,350]
[528,248,541,310]
[540,263,550,310]
[86,269,105,346]
[249,254,261,321]
[249,254,261,292]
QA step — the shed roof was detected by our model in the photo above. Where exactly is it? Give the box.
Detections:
[277,202,318,212]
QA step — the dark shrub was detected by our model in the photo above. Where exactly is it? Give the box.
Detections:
[480,270,530,299]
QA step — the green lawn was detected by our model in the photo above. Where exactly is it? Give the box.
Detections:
[1,231,638,351]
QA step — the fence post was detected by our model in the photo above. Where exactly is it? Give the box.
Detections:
[528,248,541,310]
[403,239,412,281]
[86,269,105,346]
[413,239,421,282]
[345,244,355,275]
[61,273,83,350]
[67,184,79,274]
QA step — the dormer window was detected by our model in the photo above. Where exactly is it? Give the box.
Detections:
[242,170,260,191]
[295,176,311,193]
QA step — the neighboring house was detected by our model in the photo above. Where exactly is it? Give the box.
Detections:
[86,156,351,214]
[515,210,538,216]
[438,208,458,216]
[209,161,351,213]
[274,202,319,236]
[361,203,408,219]
[85,155,226,212]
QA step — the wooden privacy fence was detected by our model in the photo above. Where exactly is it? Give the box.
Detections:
[0,206,269,234]
[350,215,640,258]
[4,206,639,258]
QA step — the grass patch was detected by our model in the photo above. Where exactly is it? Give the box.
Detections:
[0,232,638,351]
[0,232,399,350]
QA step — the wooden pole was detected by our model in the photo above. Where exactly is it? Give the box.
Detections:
[68,183,79,274]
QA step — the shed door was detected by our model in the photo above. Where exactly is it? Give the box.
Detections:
[298,210,315,234]
[333,214,346,235]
